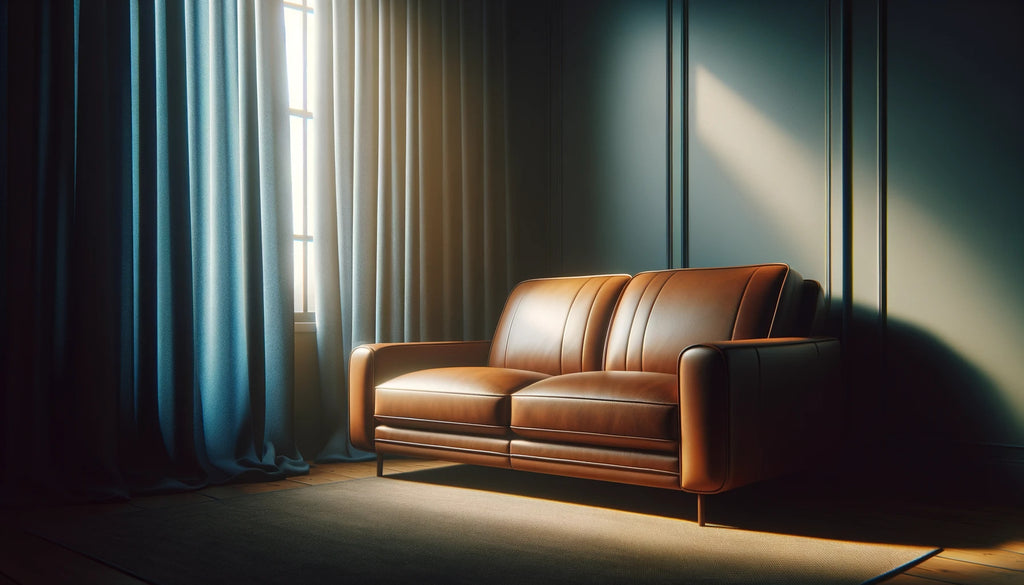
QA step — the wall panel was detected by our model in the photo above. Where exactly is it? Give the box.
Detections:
[686,0,831,285]
[559,0,669,275]
[885,0,1024,447]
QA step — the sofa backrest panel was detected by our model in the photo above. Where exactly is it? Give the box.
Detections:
[489,274,630,376]
[604,264,802,374]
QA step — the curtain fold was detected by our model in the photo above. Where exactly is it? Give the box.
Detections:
[311,0,512,461]
[2,0,306,501]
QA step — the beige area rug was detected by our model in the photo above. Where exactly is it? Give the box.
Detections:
[30,466,938,585]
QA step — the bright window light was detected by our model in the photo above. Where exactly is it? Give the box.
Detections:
[283,0,316,318]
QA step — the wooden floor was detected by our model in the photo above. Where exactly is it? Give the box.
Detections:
[1,458,1021,585]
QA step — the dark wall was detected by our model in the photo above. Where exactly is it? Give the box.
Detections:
[884,0,1024,449]
[549,0,1024,468]
[505,0,562,285]
[558,0,670,275]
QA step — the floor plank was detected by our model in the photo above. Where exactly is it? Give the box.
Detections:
[880,573,946,584]
[0,527,149,585]
[285,465,349,486]
[324,465,379,480]
[906,555,1024,585]
[940,548,1024,572]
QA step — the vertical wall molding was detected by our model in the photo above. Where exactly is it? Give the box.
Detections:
[670,0,686,268]
[876,0,888,340]
[549,3,564,274]
[666,0,673,268]
[681,0,689,268]
[824,0,844,320]
[839,0,854,340]
[825,0,833,299]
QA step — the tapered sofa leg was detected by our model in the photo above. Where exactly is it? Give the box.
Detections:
[697,493,706,527]
[376,453,384,477]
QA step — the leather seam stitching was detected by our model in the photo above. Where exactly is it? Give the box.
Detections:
[378,387,528,396]
[513,395,676,406]
[375,439,510,457]
[766,267,791,337]
[368,347,376,449]
[620,277,652,371]
[634,273,671,371]
[376,416,507,431]
[511,426,676,444]
[501,291,527,368]
[580,278,605,372]
[712,345,730,493]
[509,454,678,476]
[730,270,759,340]
[561,279,588,374]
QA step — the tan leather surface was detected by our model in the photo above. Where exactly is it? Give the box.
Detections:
[375,366,549,434]
[375,425,511,456]
[733,264,789,338]
[350,265,842,502]
[677,337,842,494]
[604,264,798,374]
[489,274,629,375]
[510,456,680,490]
[349,341,491,451]
[510,440,678,474]
[677,345,735,493]
[375,441,512,469]
[510,371,678,451]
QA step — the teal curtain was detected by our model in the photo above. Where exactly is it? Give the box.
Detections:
[2,0,306,501]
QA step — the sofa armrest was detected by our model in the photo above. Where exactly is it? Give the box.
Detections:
[677,337,842,494]
[349,341,492,451]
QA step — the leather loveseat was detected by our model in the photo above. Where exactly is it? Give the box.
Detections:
[349,264,841,525]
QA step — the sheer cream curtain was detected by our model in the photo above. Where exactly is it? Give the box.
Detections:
[310,0,512,460]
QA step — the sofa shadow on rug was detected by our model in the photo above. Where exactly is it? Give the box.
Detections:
[377,302,1022,551]
[386,460,1016,553]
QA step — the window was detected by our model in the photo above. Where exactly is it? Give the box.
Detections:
[284,0,316,320]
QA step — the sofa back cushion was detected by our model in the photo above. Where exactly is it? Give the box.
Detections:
[604,264,805,374]
[489,274,630,376]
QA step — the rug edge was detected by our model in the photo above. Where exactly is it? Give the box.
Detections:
[858,547,943,585]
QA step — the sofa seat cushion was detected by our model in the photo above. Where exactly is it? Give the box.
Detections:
[510,371,678,452]
[375,366,549,436]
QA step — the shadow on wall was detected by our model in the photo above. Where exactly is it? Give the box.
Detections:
[874,0,1024,496]
[840,305,1022,496]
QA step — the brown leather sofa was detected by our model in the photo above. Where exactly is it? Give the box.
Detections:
[350,264,841,525]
